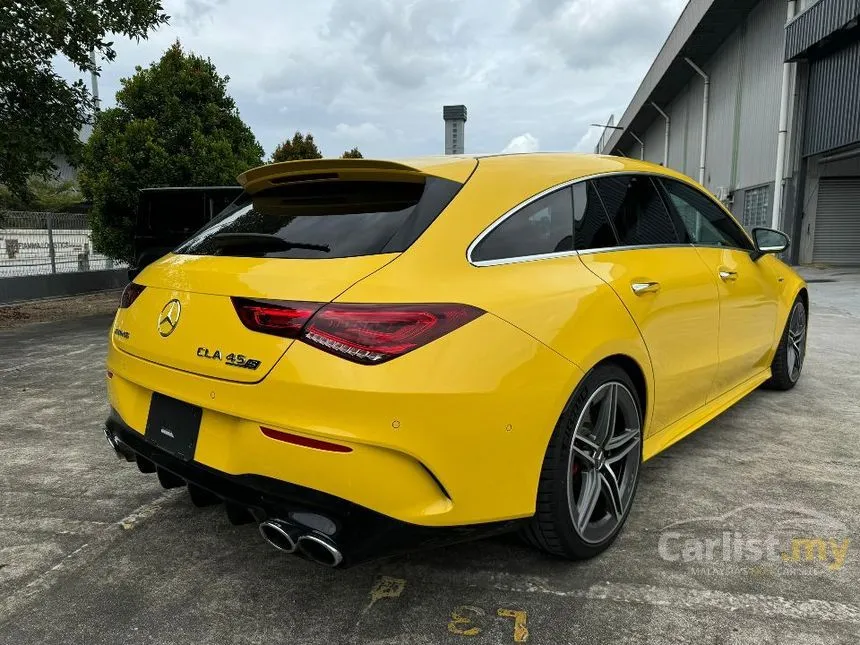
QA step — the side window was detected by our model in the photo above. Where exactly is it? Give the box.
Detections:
[593,175,681,246]
[660,179,753,250]
[573,181,619,250]
[471,187,573,262]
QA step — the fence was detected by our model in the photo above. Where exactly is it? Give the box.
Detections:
[0,211,124,278]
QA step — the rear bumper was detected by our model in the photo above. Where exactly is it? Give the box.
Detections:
[106,312,583,526]
[105,410,520,567]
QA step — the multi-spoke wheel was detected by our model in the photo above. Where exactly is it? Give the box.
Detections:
[522,364,643,559]
[765,297,807,391]
[568,382,641,544]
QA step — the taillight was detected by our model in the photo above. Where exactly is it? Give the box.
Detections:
[233,298,484,364]
[119,283,145,308]
[303,304,483,364]
[232,298,321,338]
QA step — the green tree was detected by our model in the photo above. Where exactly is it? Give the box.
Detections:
[0,1,169,196]
[341,147,364,159]
[79,42,264,262]
[271,132,323,162]
[0,179,84,212]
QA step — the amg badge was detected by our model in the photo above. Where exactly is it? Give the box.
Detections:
[197,347,261,370]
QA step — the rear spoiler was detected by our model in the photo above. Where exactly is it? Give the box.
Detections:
[238,159,428,195]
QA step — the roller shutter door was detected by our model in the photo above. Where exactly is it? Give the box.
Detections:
[813,178,860,265]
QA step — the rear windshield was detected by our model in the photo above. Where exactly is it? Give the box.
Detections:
[175,177,462,259]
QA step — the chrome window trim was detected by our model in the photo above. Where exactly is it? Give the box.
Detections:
[576,243,694,256]
[466,170,748,267]
[471,249,581,267]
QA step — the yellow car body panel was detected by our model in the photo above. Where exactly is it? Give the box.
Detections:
[109,311,581,525]
[106,153,807,532]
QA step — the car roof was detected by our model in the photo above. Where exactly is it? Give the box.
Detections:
[398,152,692,186]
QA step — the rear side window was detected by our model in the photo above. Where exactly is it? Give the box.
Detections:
[573,181,618,250]
[593,175,680,246]
[176,177,462,259]
[659,178,753,250]
[470,187,573,263]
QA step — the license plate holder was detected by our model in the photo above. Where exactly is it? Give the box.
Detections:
[144,393,202,462]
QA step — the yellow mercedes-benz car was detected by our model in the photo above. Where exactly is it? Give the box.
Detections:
[105,153,807,567]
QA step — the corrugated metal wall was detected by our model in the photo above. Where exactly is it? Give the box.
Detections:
[703,26,743,194]
[642,115,666,164]
[685,81,705,179]
[735,0,786,188]
[619,0,787,197]
[786,0,860,60]
[804,39,860,155]
[668,90,690,171]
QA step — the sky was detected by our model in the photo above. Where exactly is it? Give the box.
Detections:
[57,0,689,160]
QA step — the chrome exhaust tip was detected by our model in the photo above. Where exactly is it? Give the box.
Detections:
[104,426,119,451]
[104,427,135,462]
[297,533,343,567]
[259,519,302,553]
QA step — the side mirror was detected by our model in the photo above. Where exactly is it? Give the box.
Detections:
[751,227,790,261]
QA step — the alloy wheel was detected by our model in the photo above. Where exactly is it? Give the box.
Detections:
[787,302,807,382]
[567,382,641,545]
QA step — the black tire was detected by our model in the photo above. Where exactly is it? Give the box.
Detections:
[521,363,643,559]
[764,297,807,391]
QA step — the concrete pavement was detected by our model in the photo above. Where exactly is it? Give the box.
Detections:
[1,269,858,644]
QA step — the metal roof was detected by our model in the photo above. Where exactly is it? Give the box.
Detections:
[601,0,761,155]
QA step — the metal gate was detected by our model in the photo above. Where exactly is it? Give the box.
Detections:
[813,178,860,265]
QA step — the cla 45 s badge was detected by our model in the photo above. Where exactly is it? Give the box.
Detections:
[196,347,261,370]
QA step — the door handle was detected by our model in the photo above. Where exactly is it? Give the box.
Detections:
[719,269,738,282]
[631,281,660,295]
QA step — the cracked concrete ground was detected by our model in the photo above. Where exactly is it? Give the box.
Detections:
[0,268,858,644]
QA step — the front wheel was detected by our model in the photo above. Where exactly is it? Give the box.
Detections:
[764,297,807,391]
[521,364,643,560]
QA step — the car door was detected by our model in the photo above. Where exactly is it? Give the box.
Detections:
[659,178,779,398]
[576,175,720,436]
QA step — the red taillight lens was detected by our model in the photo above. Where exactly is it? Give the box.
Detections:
[303,303,484,364]
[119,283,145,308]
[232,298,322,338]
[233,298,484,364]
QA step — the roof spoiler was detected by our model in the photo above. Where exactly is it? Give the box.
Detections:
[237,159,427,195]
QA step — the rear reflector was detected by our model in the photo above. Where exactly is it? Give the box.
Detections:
[261,427,352,453]
[119,283,145,308]
[233,298,483,364]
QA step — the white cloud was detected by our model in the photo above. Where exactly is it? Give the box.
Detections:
[333,122,384,143]
[58,0,687,159]
[502,133,540,154]
[574,127,603,153]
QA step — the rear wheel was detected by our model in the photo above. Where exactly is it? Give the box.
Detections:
[764,298,807,391]
[522,364,643,559]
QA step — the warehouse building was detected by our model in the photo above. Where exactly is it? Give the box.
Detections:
[600,0,860,265]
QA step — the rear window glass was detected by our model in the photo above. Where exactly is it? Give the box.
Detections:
[175,177,462,259]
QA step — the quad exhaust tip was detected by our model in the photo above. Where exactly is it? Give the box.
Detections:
[297,533,343,567]
[106,428,344,567]
[104,427,136,462]
[259,519,301,553]
[259,519,343,567]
